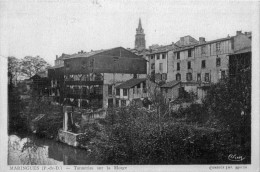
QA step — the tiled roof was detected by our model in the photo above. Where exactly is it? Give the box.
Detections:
[115,78,146,89]
[147,45,175,55]
[195,37,231,47]
[161,80,180,88]
[68,49,108,59]
[174,44,198,52]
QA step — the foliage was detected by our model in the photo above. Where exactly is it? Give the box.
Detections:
[8,86,28,134]
[8,56,21,77]
[99,72,251,164]
[20,56,51,78]
[100,105,238,164]
[23,91,63,138]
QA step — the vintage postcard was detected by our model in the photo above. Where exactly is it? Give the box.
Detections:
[0,0,259,171]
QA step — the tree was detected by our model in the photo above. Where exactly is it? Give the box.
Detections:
[20,56,51,78]
[8,56,21,86]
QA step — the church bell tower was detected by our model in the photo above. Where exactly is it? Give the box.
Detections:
[135,18,146,51]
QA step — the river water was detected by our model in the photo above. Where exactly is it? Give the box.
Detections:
[8,134,97,165]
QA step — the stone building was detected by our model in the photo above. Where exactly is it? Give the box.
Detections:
[145,31,251,103]
[146,44,175,83]
[114,78,148,107]
[48,47,147,113]
[169,31,251,84]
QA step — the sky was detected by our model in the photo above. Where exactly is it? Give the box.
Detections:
[0,0,257,65]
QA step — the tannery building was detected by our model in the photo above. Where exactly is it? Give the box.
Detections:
[48,47,147,112]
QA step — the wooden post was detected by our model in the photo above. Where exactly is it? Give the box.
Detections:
[63,109,68,131]
[63,106,72,131]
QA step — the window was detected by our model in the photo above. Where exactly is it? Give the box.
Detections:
[205,73,210,82]
[156,54,160,60]
[108,98,113,108]
[176,73,181,81]
[216,42,220,52]
[151,55,154,60]
[201,60,206,68]
[83,87,87,95]
[197,73,201,81]
[177,63,180,71]
[221,70,226,79]
[187,61,191,69]
[186,73,192,81]
[201,46,206,54]
[94,73,103,81]
[216,58,221,67]
[65,62,70,68]
[123,89,127,96]
[82,60,87,69]
[162,73,167,81]
[165,89,168,94]
[155,73,162,81]
[94,85,102,94]
[159,63,163,72]
[90,58,94,67]
[74,86,80,94]
[121,100,126,106]
[108,85,113,95]
[162,54,166,59]
[133,74,137,78]
[188,49,192,57]
[177,52,180,59]
[151,63,155,70]
[116,99,119,107]
[116,88,120,96]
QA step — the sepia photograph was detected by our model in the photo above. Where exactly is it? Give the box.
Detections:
[0,0,259,171]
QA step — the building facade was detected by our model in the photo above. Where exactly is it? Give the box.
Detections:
[53,47,147,111]
[146,44,175,83]
[144,31,251,103]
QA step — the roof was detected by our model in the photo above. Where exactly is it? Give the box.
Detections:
[56,53,71,60]
[65,47,143,60]
[147,44,175,55]
[161,80,180,88]
[35,71,47,78]
[175,35,199,47]
[115,78,146,89]
[48,64,64,69]
[68,49,108,59]
[174,44,198,52]
[195,37,231,47]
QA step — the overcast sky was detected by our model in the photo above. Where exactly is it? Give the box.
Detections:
[0,0,257,65]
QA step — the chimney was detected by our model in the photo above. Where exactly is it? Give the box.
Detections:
[199,37,206,44]
[56,55,58,59]
[236,30,242,35]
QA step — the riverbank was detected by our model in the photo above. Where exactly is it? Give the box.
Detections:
[8,133,99,165]
[8,77,251,164]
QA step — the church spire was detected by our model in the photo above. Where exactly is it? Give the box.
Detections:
[138,18,142,30]
[136,18,144,34]
[135,18,146,51]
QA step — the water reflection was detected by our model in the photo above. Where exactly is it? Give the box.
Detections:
[8,134,96,165]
